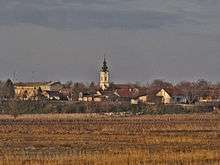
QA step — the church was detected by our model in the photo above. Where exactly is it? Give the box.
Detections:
[99,57,110,90]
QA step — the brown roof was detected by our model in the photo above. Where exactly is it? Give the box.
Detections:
[15,81,60,87]
[60,88,71,97]
[114,84,137,89]
[146,87,173,96]
[116,88,138,98]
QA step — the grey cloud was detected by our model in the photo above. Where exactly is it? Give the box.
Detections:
[0,6,183,30]
[0,0,220,31]
[0,0,220,82]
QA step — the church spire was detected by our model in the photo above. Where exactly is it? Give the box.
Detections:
[102,56,108,72]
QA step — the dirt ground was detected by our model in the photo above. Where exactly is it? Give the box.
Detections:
[0,113,219,165]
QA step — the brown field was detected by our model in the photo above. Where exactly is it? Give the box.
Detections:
[0,113,219,165]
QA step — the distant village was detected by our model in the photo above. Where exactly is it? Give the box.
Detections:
[0,58,220,114]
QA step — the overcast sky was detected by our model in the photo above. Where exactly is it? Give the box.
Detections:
[0,0,219,83]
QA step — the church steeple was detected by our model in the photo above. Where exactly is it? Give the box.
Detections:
[102,57,108,72]
[99,56,109,90]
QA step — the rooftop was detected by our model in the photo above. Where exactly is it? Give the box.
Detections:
[15,81,60,87]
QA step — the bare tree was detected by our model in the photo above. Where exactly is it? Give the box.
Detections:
[0,79,15,100]
[71,82,88,100]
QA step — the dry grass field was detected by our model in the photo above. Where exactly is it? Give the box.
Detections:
[0,113,219,165]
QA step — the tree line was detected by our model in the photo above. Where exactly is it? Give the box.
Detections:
[64,79,220,101]
[0,79,219,117]
[0,78,220,101]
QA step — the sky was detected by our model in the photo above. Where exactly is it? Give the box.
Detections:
[0,0,220,84]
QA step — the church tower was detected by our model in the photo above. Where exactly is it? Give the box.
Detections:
[100,57,109,90]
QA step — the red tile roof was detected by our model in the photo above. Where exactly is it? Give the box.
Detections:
[116,88,138,98]
[114,84,137,89]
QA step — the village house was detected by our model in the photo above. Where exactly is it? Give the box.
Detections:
[78,91,100,102]
[131,88,174,105]
[15,81,62,100]
[43,90,61,100]
[78,90,116,102]
[113,84,139,102]
[171,88,189,104]
[138,95,148,103]
[60,88,72,100]
[156,89,172,104]
[172,95,189,104]
[130,89,171,105]
[100,90,120,102]
[199,96,212,102]
[131,94,148,105]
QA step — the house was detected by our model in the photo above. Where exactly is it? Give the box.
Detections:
[93,95,107,102]
[113,84,139,102]
[130,99,139,105]
[130,92,148,104]
[138,95,148,103]
[100,90,119,102]
[60,88,72,100]
[43,90,61,100]
[78,92,93,102]
[156,89,172,104]
[172,95,189,104]
[93,96,102,102]
[15,81,62,100]
[199,96,214,103]
[78,91,102,102]
[78,90,119,102]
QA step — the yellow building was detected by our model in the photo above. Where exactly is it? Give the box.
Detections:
[156,89,172,104]
[15,81,61,100]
